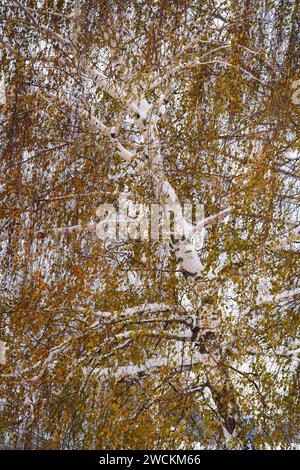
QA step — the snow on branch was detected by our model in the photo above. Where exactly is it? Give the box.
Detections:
[96,351,212,381]
[270,227,300,252]
[257,287,300,305]
[91,302,175,324]
[190,207,232,237]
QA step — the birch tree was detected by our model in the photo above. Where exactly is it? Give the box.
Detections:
[0,0,299,449]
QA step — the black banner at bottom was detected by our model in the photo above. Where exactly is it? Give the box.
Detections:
[0,449,298,467]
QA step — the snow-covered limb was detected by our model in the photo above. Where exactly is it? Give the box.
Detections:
[131,92,205,281]
[116,141,135,162]
[115,329,192,342]
[39,91,136,164]
[148,45,231,92]
[50,222,96,235]
[84,109,137,162]
[270,227,300,252]
[257,287,300,305]
[160,180,193,237]
[173,238,203,279]
[157,179,204,279]
[285,347,300,364]
[190,207,232,237]
[92,302,174,324]
[160,181,204,277]
[85,66,138,115]
[206,367,244,439]
[146,54,264,98]
[96,351,213,380]
[180,58,266,86]
[286,347,300,357]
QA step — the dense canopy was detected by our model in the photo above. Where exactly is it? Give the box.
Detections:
[0,0,299,449]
